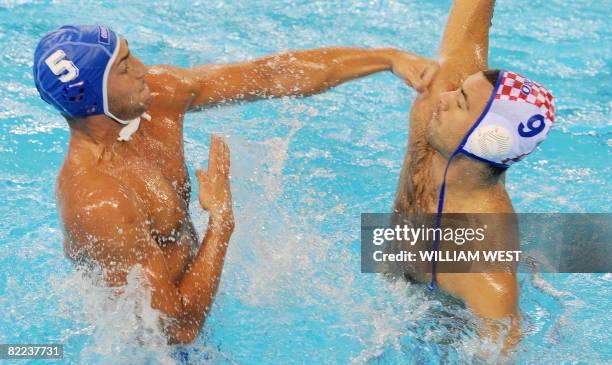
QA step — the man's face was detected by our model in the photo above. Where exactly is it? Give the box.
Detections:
[107,38,150,120]
[427,72,494,157]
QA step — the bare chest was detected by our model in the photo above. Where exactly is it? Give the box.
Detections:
[114,158,189,239]
[101,130,196,278]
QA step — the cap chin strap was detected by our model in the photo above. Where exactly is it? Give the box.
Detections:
[428,72,507,290]
[427,146,508,291]
[427,147,462,291]
[99,33,151,142]
[108,111,151,141]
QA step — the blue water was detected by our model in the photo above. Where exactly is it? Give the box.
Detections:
[1,0,610,364]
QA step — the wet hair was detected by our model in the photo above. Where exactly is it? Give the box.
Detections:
[482,69,506,178]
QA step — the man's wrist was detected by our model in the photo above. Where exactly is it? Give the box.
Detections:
[208,210,235,235]
[378,48,399,69]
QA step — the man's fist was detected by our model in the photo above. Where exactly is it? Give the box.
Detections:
[390,51,439,93]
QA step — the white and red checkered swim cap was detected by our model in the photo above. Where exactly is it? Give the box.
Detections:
[459,70,555,168]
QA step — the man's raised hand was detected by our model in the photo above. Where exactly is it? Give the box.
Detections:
[196,135,234,230]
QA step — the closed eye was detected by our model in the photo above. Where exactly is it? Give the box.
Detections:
[460,87,469,110]
[122,57,130,73]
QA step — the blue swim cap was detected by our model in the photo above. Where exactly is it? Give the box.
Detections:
[33,25,120,118]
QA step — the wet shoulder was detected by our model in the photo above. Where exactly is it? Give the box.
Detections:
[57,166,141,235]
[145,64,196,111]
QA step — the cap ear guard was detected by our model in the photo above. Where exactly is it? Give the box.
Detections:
[64,81,85,102]
[61,80,101,116]
[464,124,513,161]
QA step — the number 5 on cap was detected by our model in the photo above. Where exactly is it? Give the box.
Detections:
[45,50,79,83]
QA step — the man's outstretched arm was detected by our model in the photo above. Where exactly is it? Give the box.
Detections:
[155,47,436,110]
[434,0,495,90]
[65,136,234,344]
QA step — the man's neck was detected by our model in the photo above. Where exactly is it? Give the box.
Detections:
[67,115,126,162]
[433,151,504,194]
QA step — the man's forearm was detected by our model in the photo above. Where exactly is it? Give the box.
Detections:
[438,0,494,72]
[179,215,233,312]
[164,214,234,343]
[250,47,397,97]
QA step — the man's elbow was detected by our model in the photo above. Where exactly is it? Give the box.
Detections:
[165,317,204,345]
[467,282,521,351]
[462,273,516,315]
[168,330,197,345]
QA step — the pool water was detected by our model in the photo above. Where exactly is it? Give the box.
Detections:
[0,0,610,364]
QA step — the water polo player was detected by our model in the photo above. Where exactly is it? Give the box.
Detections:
[33,25,436,343]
